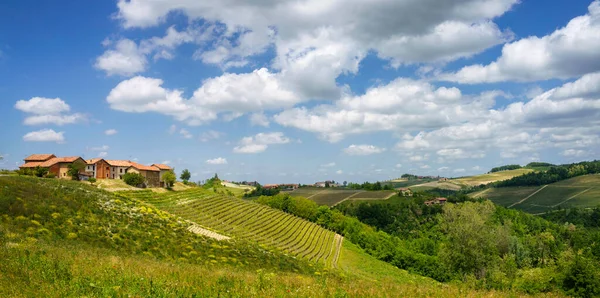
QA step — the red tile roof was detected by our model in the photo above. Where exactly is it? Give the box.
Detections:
[24,154,56,162]
[151,164,172,170]
[20,161,44,168]
[86,158,103,165]
[21,156,84,168]
[105,160,132,167]
[129,162,159,172]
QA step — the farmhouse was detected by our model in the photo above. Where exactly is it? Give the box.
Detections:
[20,154,87,179]
[21,154,173,188]
[424,197,448,206]
[398,188,413,197]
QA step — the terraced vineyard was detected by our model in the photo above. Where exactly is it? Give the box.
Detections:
[288,188,396,206]
[118,189,342,267]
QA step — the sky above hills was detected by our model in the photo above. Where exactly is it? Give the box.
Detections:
[1,0,599,183]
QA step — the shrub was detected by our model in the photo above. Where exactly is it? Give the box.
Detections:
[45,173,56,179]
[88,178,97,184]
[123,173,145,187]
[162,171,176,188]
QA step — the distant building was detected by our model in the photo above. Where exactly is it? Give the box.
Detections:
[398,188,413,197]
[424,197,448,206]
[20,154,86,179]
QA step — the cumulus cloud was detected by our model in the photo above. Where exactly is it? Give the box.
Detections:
[343,144,386,156]
[15,97,86,126]
[336,170,343,174]
[23,129,65,143]
[90,145,109,151]
[206,157,228,165]
[95,26,203,76]
[321,162,336,168]
[233,132,290,154]
[98,152,108,158]
[275,78,497,142]
[438,1,600,83]
[105,129,118,135]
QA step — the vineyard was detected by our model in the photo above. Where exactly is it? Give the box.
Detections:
[118,189,343,267]
[287,188,397,206]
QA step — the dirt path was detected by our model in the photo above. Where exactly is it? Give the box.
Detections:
[552,187,594,208]
[331,234,343,269]
[508,185,547,208]
[187,224,231,241]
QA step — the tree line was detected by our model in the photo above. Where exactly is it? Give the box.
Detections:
[493,160,600,188]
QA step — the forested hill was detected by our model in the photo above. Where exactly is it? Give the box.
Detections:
[493,160,600,187]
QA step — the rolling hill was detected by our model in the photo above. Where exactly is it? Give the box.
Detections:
[117,188,343,267]
[0,175,524,297]
[470,174,600,214]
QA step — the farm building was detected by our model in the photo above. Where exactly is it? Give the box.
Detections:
[424,197,447,206]
[152,164,173,187]
[398,188,413,197]
[20,154,87,179]
[21,154,172,188]
[127,162,161,187]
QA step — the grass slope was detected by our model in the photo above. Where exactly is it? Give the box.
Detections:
[288,188,396,206]
[0,176,526,297]
[118,189,341,266]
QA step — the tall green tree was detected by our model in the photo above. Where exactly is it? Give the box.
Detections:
[180,169,191,183]
[163,170,176,188]
[68,160,86,181]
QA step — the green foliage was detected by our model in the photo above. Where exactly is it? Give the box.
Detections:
[162,170,176,188]
[180,169,191,182]
[88,177,96,184]
[562,255,600,297]
[347,181,384,190]
[34,166,48,177]
[202,174,222,189]
[123,172,145,187]
[244,184,280,197]
[490,164,522,173]
[46,172,56,179]
[67,160,86,181]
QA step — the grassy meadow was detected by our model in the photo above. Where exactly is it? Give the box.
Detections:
[287,188,396,206]
[453,168,535,186]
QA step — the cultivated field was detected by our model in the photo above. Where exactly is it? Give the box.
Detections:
[471,174,600,214]
[118,189,342,267]
[452,168,534,186]
[288,188,396,206]
[409,181,463,192]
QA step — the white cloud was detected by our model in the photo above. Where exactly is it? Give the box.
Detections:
[90,145,109,151]
[199,130,222,142]
[454,168,466,173]
[562,149,587,157]
[179,128,193,139]
[95,39,147,76]
[161,160,171,165]
[233,132,290,154]
[438,167,450,171]
[438,1,600,83]
[336,170,343,174]
[321,162,336,168]
[250,113,270,127]
[472,166,482,171]
[105,129,118,135]
[98,152,108,158]
[420,165,431,169]
[343,144,386,156]
[395,164,402,168]
[15,97,86,126]
[206,157,228,165]
[168,125,177,134]
[23,129,65,143]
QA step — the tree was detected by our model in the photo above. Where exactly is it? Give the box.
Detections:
[325,181,330,188]
[34,166,48,177]
[180,169,191,183]
[68,160,86,181]
[88,177,97,184]
[343,181,347,187]
[163,170,176,188]
[123,172,145,187]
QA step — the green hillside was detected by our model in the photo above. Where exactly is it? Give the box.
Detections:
[470,174,600,214]
[453,168,535,186]
[118,189,342,266]
[0,175,526,297]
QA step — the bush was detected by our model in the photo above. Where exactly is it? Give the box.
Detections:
[88,178,97,184]
[45,173,56,179]
[123,173,145,187]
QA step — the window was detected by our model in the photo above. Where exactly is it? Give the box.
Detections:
[106,174,108,178]
[112,174,115,179]
[119,175,123,179]
[63,173,66,177]
[120,168,123,173]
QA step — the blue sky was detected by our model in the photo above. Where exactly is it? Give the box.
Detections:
[1,0,600,184]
